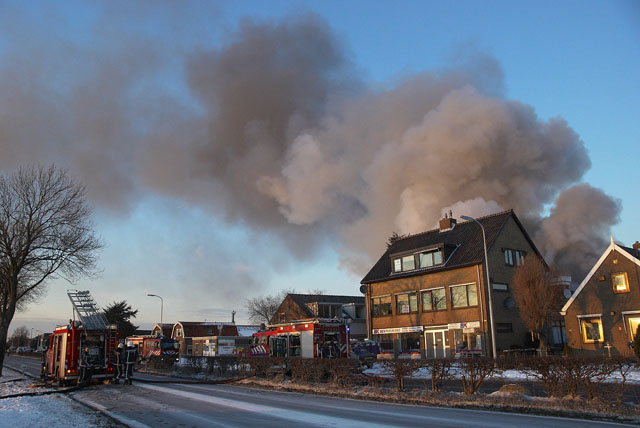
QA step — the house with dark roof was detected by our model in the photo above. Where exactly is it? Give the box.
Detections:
[151,323,173,337]
[561,238,640,356]
[171,321,239,356]
[271,294,367,339]
[361,209,544,358]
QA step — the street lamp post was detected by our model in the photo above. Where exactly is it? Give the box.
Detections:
[147,294,164,325]
[461,215,497,359]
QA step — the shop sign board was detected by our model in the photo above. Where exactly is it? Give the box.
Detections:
[447,321,481,330]
[372,326,422,335]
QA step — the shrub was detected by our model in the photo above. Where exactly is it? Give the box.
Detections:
[420,358,453,392]
[457,356,502,395]
[382,359,421,391]
[327,359,359,386]
[518,356,563,397]
[609,356,636,402]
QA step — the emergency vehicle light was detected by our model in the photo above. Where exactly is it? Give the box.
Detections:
[66,369,71,374]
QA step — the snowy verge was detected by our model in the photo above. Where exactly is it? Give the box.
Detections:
[0,369,121,428]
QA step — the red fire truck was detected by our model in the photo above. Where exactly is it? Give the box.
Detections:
[125,335,179,361]
[41,290,118,385]
[249,318,350,358]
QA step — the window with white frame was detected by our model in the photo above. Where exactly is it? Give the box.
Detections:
[579,316,603,343]
[626,315,640,342]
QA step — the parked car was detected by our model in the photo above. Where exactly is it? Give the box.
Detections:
[350,340,380,368]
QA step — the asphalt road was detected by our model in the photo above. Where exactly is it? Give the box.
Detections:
[4,355,636,428]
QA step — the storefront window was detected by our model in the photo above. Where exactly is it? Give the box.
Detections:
[453,329,482,352]
[400,332,421,352]
[376,334,394,352]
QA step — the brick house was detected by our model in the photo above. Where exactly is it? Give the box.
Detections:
[171,322,238,356]
[271,294,367,340]
[361,210,544,358]
[561,238,640,356]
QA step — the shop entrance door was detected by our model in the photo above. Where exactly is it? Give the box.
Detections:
[424,330,449,358]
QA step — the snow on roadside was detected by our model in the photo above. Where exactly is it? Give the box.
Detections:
[0,372,119,428]
[363,362,640,384]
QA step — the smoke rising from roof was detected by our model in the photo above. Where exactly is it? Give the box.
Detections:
[0,10,620,285]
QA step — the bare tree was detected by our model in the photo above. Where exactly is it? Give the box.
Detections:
[8,325,30,348]
[511,256,563,347]
[246,293,282,325]
[246,288,326,325]
[0,166,102,374]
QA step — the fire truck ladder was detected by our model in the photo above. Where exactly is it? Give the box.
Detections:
[67,290,109,330]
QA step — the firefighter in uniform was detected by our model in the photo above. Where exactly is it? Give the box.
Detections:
[78,346,92,385]
[113,343,125,384]
[124,341,137,385]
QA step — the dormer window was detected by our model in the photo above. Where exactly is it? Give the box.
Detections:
[392,247,444,273]
[419,249,443,268]
[393,255,415,272]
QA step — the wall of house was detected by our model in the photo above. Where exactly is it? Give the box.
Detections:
[487,216,540,352]
[370,264,490,356]
[564,248,640,356]
[370,265,482,330]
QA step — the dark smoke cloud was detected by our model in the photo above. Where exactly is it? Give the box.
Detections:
[535,184,621,280]
[0,9,621,285]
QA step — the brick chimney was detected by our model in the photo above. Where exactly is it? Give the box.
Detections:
[439,211,457,232]
[633,241,640,251]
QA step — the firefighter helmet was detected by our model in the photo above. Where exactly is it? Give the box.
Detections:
[118,343,124,349]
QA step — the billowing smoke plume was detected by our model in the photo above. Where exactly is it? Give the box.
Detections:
[0,10,620,285]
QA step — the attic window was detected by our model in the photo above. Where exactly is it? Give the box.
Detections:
[393,255,416,272]
[392,248,443,273]
[419,249,443,268]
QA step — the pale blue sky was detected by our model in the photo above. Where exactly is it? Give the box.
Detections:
[4,1,638,335]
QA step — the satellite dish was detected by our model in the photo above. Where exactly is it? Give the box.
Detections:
[359,284,367,294]
[563,289,572,299]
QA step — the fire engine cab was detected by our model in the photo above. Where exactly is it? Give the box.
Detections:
[249,318,350,358]
[42,290,118,385]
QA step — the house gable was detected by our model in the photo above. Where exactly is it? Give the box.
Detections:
[561,238,640,315]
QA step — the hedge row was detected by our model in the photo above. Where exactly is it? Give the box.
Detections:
[146,355,637,401]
